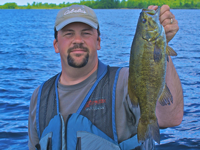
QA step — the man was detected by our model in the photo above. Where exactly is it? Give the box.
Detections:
[28,4,183,150]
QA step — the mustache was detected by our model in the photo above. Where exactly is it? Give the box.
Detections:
[68,44,89,53]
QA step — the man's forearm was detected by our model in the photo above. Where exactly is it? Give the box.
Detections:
[156,56,184,128]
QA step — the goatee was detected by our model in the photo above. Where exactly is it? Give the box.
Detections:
[67,44,89,68]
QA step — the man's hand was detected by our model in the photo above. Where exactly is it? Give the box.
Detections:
[148,5,179,43]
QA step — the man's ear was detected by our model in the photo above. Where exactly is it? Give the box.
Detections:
[97,37,101,50]
[53,39,59,53]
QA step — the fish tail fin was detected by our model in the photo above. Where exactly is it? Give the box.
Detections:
[166,45,177,56]
[137,118,160,144]
[158,84,173,106]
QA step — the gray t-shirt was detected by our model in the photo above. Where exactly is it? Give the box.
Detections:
[28,67,140,149]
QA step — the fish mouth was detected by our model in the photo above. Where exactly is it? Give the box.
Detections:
[141,8,160,32]
[142,7,160,16]
[142,9,156,15]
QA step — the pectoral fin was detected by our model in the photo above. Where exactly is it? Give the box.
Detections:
[158,84,173,106]
[154,45,162,62]
[166,46,177,56]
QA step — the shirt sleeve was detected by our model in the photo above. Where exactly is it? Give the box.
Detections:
[28,86,40,150]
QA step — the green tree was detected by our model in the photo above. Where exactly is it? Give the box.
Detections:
[32,2,36,7]
[184,3,191,8]
[120,0,127,8]
[38,2,42,7]
[2,2,18,9]
[138,2,148,8]
[114,0,120,8]
[197,2,200,7]
[127,0,135,8]
[191,1,194,7]
[43,3,49,8]
[59,2,66,7]
[27,3,31,9]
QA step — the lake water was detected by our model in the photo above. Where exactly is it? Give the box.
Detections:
[0,9,199,149]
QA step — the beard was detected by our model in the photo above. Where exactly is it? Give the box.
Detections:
[67,44,89,68]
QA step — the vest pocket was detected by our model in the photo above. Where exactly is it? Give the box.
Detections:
[35,132,52,150]
[76,131,120,150]
[37,114,66,150]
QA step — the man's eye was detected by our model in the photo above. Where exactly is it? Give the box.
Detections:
[83,32,90,35]
[65,33,73,35]
[63,32,74,36]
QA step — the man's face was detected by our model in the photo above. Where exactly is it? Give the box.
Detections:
[54,22,101,68]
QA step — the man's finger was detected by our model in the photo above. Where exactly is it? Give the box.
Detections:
[148,5,158,10]
[165,24,179,43]
[160,11,175,24]
[160,5,170,15]
[162,18,178,27]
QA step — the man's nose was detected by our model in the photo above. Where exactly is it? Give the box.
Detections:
[73,34,84,44]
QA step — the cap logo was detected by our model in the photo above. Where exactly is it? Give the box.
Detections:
[64,8,86,15]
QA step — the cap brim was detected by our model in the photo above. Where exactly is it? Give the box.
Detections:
[56,17,98,31]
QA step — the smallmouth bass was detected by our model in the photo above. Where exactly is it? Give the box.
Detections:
[128,8,177,145]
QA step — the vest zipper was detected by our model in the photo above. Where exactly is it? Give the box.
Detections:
[65,114,72,150]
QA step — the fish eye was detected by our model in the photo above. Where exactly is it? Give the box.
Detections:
[142,18,146,23]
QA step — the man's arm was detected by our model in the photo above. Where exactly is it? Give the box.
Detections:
[157,56,183,128]
[149,5,184,127]
[28,87,40,150]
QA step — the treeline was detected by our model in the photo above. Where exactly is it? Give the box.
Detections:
[0,0,200,9]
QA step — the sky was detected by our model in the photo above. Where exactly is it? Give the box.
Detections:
[0,0,80,5]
